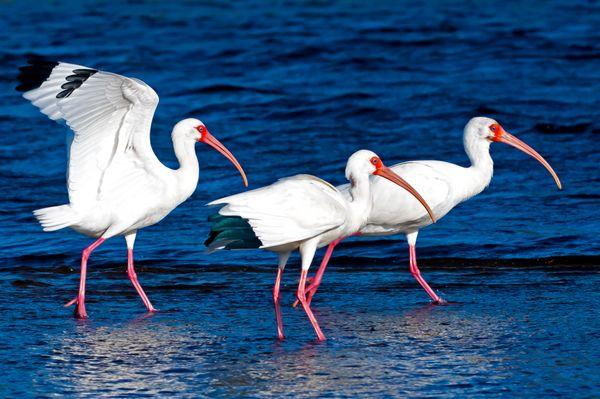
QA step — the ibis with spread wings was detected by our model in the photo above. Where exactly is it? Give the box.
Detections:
[17,60,248,319]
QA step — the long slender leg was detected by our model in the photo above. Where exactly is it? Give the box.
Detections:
[406,232,445,304]
[293,237,343,308]
[296,239,326,341]
[305,237,344,306]
[64,237,106,318]
[273,251,290,340]
[125,232,156,312]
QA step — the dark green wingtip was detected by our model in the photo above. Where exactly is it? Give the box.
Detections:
[205,214,262,251]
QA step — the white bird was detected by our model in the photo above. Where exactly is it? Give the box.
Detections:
[17,59,248,319]
[296,117,562,306]
[205,149,435,341]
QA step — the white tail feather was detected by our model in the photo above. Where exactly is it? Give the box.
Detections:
[33,205,78,232]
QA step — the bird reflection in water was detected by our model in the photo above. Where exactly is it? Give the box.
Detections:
[203,302,517,397]
[44,318,214,397]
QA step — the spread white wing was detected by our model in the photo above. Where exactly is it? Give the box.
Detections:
[18,60,162,208]
[208,174,348,249]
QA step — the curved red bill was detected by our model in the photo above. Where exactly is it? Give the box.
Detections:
[374,166,436,223]
[493,128,562,190]
[200,130,248,187]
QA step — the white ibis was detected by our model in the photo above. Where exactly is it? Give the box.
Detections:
[205,149,435,341]
[296,117,562,306]
[17,59,248,318]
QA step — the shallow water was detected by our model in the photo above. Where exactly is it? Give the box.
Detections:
[0,0,599,397]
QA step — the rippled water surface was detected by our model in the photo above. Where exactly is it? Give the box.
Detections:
[0,0,599,397]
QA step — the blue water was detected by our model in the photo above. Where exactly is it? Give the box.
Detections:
[1,0,599,397]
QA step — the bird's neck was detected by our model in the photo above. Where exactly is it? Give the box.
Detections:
[173,138,199,200]
[462,135,494,199]
[346,173,372,232]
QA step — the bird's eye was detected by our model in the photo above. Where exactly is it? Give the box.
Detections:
[197,126,204,133]
[370,157,379,166]
[489,124,498,132]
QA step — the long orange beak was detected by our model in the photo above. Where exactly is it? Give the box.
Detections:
[492,127,562,190]
[200,130,248,187]
[374,165,436,223]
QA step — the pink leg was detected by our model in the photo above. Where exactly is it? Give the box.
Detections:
[409,244,445,304]
[273,267,285,340]
[296,269,326,341]
[293,237,343,308]
[64,237,105,318]
[127,249,157,312]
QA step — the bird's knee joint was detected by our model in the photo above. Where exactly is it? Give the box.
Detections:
[296,293,306,304]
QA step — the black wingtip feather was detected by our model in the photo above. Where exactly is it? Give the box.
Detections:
[16,58,58,92]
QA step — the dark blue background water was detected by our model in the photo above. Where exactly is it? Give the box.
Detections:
[1,0,599,397]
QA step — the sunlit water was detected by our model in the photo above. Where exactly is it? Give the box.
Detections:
[0,0,599,397]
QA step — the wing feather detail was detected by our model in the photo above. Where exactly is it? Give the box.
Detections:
[19,60,160,207]
[208,174,348,249]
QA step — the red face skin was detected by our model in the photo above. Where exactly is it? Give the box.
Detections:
[489,123,504,141]
[370,156,384,169]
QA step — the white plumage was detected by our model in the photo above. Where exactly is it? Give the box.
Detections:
[206,150,434,341]
[18,59,247,318]
[209,174,347,249]
[300,117,562,306]
[25,63,168,235]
